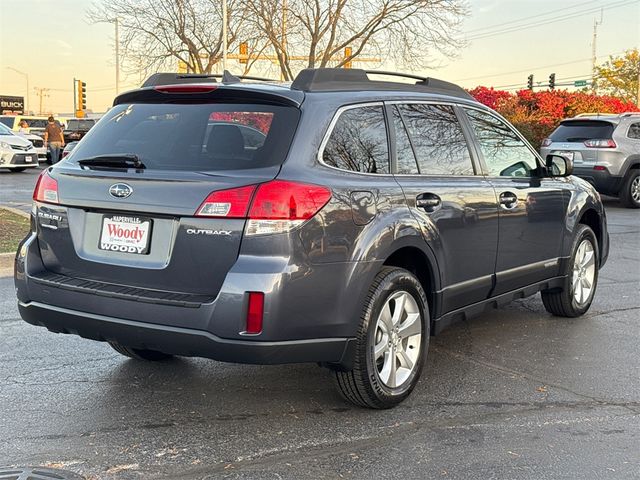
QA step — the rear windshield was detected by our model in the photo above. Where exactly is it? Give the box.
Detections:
[550,120,615,142]
[68,103,300,171]
[67,119,95,130]
[0,117,14,128]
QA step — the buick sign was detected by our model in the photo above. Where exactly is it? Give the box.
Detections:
[109,183,133,198]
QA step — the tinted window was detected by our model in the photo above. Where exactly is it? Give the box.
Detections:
[323,106,389,174]
[392,106,419,174]
[68,103,299,171]
[0,117,14,128]
[465,108,538,177]
[550,120,615,142]
[67,119,96,130]
[22,119,49,129]
[397,104,473,176]
[628,122,640,139]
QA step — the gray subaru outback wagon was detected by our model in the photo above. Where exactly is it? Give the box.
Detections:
[15,69,609,408]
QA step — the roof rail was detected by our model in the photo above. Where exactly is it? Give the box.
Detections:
[574,112,618,118]
[141,71,278,88]
[291,68,472,99]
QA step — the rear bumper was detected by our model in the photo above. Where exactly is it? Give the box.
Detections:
[573,166,623,196]
[18,301,354,365]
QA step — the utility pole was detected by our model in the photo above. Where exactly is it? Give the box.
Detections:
[281,0,287,80]
[34,87,50,115]
[591,9,603,93]
[637,66,640,107]
[115,17,120,95]
[222,0,228,72]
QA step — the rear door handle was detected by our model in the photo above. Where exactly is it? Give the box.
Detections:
[416,193,441,212]
[499,191,518,209]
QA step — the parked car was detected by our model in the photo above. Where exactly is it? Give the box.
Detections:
[540,113,640,208]
[0,115,68,134]
[0,122,39,172]
[17,131,47,161]
[61,141,78,159]
[15,69,609,408]
[63,118,97,143]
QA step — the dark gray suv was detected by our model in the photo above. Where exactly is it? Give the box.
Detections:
[15,69,609,408]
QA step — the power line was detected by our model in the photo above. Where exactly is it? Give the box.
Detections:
[466,0,638,41]
[465,0,601,34]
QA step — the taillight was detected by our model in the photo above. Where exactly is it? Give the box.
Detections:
[33,169,59,204]
[541,138,552,147]
[584,139,616,148]
[196,185,256,218]
[154,84,217,94]
[245,292,264,334]
[195,180,332,235]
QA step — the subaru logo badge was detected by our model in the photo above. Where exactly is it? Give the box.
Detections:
[109,183,133,199]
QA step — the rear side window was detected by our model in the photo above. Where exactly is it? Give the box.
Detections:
[550,120,615,142]
[397,104,474,176]
[628,122,640,139]
[67,119,96,130]
[68,103,299,171]
[322,105,389,174]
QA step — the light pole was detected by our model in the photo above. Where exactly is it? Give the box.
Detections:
[222,0,228,72]
[115,17,120,95]
[6,66,29,113]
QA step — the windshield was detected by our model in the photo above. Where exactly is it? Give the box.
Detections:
[0,123,15,136]
[550,120,615,142]
[69,103,300,171]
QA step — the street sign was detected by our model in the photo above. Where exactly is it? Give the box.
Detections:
[574,80,588,87]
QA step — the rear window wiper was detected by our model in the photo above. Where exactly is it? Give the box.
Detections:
[77,154,146,169]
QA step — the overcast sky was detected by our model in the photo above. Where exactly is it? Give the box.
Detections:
[0,0,638,114]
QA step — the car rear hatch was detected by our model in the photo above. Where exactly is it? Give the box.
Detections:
[32,85,301,302]
[547,119,617,164]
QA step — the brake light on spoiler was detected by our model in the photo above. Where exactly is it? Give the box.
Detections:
[196,180,332,235]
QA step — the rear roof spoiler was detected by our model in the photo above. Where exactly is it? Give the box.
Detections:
[141,71,278,88]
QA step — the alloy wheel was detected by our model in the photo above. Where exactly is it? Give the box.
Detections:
[572,238,596,306]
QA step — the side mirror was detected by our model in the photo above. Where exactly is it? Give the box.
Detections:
[546,154,573,177]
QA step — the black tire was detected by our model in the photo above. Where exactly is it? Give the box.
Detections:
[109,342,173,361]
[542,224,599,317]
[334,267,429,409]
[619,169,640,209]
[8,168,26,173]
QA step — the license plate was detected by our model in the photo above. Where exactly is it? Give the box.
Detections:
[551,150,575,161]
[99,215,152,254]
[25,156,33,163]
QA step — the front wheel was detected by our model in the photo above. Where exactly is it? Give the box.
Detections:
[542,224,599,317]
[334,267,429,409]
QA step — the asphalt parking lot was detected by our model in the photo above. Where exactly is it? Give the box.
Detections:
[1,167,639,479]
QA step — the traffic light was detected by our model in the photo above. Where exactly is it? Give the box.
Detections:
[75,79,86,118]
[344,47,353,69]
[239,42,248,64]
[549,73,556,90]
[527,74,534,90]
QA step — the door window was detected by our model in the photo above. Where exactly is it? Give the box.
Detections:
[396,104,474,176]
[391,106,419,174]
[322,105,389,174]
[465,108,539,177]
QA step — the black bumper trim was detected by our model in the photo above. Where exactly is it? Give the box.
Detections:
[18,301,355,365]
[573,167,623,196]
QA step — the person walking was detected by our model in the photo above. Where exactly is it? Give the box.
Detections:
[43,116,65,164]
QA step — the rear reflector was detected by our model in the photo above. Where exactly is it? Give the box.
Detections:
[593,165,607,171]
[33,170,59,204]
[245,292,264,334]
[584,139,616,148]
[154,84,218,94]
[196,180,332,235]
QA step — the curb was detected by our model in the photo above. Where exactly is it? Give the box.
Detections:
[0,205,30,219]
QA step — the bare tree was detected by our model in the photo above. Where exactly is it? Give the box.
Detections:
[88,0,250,77]
[246,0,468,80]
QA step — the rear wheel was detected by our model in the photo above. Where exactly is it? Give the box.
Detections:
[542,225,599,317]
[109,342,173,361]
[334,267,429,409]
[619,170,640,209]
